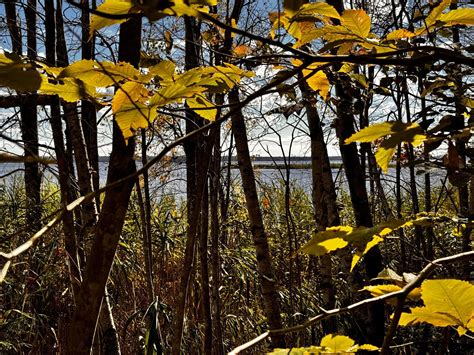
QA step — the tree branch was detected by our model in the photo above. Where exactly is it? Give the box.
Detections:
[228,250,474,354]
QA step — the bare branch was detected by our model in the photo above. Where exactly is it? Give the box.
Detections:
[228,250,474,354]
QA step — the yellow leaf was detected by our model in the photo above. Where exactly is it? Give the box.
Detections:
[304,70,330,100]
[399,279,474,334]
[426,0,451,27]
[320,334,355,353]
[268,334,378,354]
[112,81,148,113]
[362,284,421,301]
[291,2,341,21]
[300,227,351,256]
[345,121,403,144]
[363,284,402,297]
[346,121,426,172]
[147,60,176,83]
[341,9,371,38]
[0,52,41,92]
[115,103,157,141]
[39,77,95,102]
[283,0,306,18]
[90,0,135,35]
[386,28,416,40]
[150,83,206,107]
[440,8,474,26]
[186,94,217,121]
[374,146,396,173]
[59,60,140,87]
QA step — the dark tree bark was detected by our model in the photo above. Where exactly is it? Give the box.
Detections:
[4,0,42,230]
[44,0,82,297]
[81,0,100,206]
[66,16,142,354]
[298,77,339,333]
[229,88,285,349]
[327,0,385,346]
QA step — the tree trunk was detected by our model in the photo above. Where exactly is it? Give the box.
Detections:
[66,16,142,354]
[5,0,42,230]
[229,88,285,348]
[299,76,339,333]
[328,0,385,345]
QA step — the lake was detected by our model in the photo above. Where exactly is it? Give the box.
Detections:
[0,158,446,201]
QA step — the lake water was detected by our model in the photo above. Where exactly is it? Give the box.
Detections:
[0,159,446,201]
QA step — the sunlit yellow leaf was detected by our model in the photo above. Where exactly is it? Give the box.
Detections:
[386,28,416,40]
[39,77,95,102]
[399,279,474,335]
[59,60,140,87]
[90,0,135,35]
[112,81,148,113]
[150,83,206,107]
[426,0,451,26]
[341,9,371,38]
[439,8,474,26]
[147,60,176,83]
[186,94,217,121]
[362,284,421,302]
[304,70,330,100]
[291,2,341,21]
[0,52,41,92]
[346,121,426,172]
[320,334,355,352]
[268,334,378,354]
[115,103,157,141]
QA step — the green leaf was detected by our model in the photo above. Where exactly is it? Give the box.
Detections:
[399,279,474,335]
[341,9,371,38]
[440,8,474,26]
[90,0,135,34]
[0,52,41,92]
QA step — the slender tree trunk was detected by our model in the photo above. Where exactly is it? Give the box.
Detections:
[229,88,285,348]
[450,2,471,278]
[328,0,384,346]
[418,72,435,260]
[44,0,82,298]
[81,0,100,206]
[67,16,142,354]
[199,184,213,352]
[170,16,205,354]
[141,129,154,299]
[210,131,224,355]
[5,0,42,230]
[299,76,339,333]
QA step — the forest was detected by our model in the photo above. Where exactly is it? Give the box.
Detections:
[0,0,473,353]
